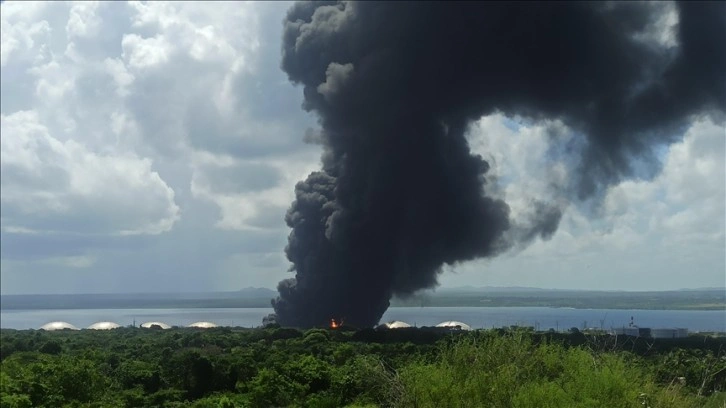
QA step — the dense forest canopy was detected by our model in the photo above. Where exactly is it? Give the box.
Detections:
[1,327,724,407]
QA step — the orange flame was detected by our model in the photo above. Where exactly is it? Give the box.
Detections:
[330,318,343,329]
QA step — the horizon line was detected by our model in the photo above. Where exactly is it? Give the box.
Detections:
[2,285,724,297]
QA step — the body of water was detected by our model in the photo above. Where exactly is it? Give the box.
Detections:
[1,307,724,332]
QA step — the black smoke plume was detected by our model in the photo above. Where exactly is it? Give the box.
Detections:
[271,1,725,328]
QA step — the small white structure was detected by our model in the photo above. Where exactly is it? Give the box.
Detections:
[188,321,218,329]
[383,321,412,329]
[140,321,171,329]
[40,321,79,331]
[436,321,472,331]
[88,321,121,330]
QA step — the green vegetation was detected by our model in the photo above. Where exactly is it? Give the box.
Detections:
[1,327,724,407]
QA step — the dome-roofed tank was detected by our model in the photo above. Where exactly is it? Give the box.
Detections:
[88,321,121,330]
[140,321,171,329]
[383,320,412,329]
[436,321,472,331]
[40,321,79,331]
[188,321,218,329]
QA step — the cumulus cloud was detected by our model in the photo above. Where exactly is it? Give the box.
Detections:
[0,2,53,67]
[616,118,725,246]
[121,33,171,70]
[441,115,725,290]
[0,1,320,294]
[190,150,320,231]
[66,2,101,40]
[1,110,180,235]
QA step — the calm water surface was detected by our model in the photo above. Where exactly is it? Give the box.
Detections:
[2,307,724,332]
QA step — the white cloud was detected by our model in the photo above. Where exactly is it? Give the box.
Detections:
[121,33,170,70]
[597,118,724,248]
[0,1,314,294]
[468,114,572,227]
[65,1,101,40]
[104,58,135,97]
[442,115,725,290]
[126,1,258,64]
[30,59,76,106]
[0,110,180,235]
[190,149,320,231]
[0,2,52,67]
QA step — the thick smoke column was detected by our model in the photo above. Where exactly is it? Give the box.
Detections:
[272,1,725,327]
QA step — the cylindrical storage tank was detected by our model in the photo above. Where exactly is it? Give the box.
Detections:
[140,321,171,329]
[188,321,218,328]
[384,321,412,329]
[40,321,79,331]
[436,321,472,331]
[88,321,121,330]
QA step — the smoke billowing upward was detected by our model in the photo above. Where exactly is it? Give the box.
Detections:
[271,1,725,328]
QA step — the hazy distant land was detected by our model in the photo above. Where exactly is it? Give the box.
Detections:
[1,287,723,311]
[391,287,726,310]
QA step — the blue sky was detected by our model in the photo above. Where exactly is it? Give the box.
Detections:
[1,1,724,294]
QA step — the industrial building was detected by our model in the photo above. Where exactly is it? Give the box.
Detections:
[650,328,689,339]
[610,327,688,339]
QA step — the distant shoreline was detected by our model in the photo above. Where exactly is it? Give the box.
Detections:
[2,287,724,312]
[2,303,724,311]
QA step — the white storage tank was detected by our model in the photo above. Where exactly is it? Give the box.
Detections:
[140,321,171,329]
[88,321,121,330]
[40,321,79,331]
[383,321,412,329]
[436,321,472,331]
[188,321,218,329]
